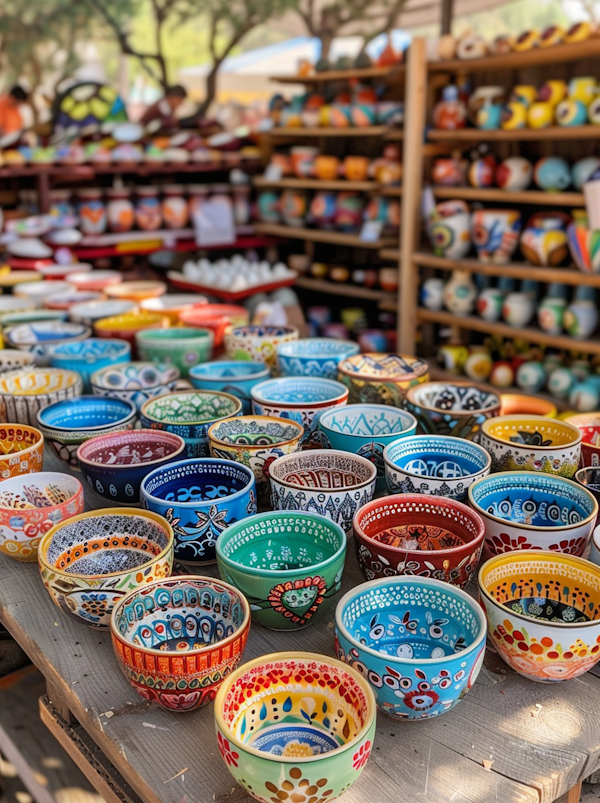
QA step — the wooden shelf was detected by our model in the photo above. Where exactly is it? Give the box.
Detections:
[0,160,259,179]
[268,126,389,138]
[253,222,395,248]
[270,65,405,83]
[432,186,585,206]
[380,185,403,196]
[385,129,405,140]
[417,307,600,354]
[380,248,400,261]
[294,275,394,302]
[428,125,600,142]
[254,177,378,191]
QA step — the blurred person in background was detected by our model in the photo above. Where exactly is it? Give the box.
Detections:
[140,84,188,130]
[0,85,29,136]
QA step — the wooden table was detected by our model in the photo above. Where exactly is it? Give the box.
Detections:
[0,448,599,803]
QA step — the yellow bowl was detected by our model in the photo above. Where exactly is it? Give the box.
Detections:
[94,311,169,335]
[105,281,167,303]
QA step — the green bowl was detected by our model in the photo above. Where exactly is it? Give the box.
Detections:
[135,327,214,377]
[216,510,346,630]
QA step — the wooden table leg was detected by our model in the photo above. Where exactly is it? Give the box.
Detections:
[556,780,583,803]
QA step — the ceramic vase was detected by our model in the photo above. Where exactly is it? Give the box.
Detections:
[476,287,504,322]
[443,270,476,315]
[502,292,534,327]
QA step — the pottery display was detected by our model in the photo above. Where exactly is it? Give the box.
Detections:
[0,423,44,479]
[135,187,162,230]
[405,381,500,440]
[5,321,92,367]
[337,353,429,408]
[135,327,213,377]
[224,325,299,371]
[335,577,486,719]
[426,212,471,260]
[111,576,250,711]
[520,212,569,267]
[216,510,346,629]
[495,157,532,191]
[0,368,82,426]
[564,299,599,340]
[106,188,134,233]
[49,339,131,392]
[538,296,567,335]
[90,361,180,411]
[276,338,360,379]
[179,304,249,347]
[564,413,600,467]
[471,209,522,264]
[567,225,600,274]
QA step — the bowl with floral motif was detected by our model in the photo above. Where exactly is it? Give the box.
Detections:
[0,368,82,426]
[353,494,485,587]
[478,550,600,682]
[224,325,299,371]
[141,458,256,564]
[276,338,360,380]
[468,471,598,558]
[5,321,92,366]
[334,576,486,720]
[38,508,174,628]
[0,472,84,562]
[140,390,242,457]
[77,428,186,504]
[564,413,600,467]
[90,361,180,412]
[214,652,376,800]
[189,361,270,414]
[337,353,429,407]
[383,434,491,501]
[49,338,131,392]
[135,327,213,377]
[0,423,44,479]
[405,381,501,440]
[269,449,376,533]
[479,415,581,476]
[111,575,250,711]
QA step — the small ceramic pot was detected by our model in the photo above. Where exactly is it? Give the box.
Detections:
[502,292,534,327]
[534,157,571,192]
[343,155,370,181]
[426,212,471,260]
[314,154,340,180]
[337,353,429,408]
[527,101,554,128]
[162,185,189,229]
[538,296,567,334]
[495,157,533,191]
[501,101,527,129]
[564,300,599,340]
[290,146,319,178]
[443,270,477,315]
[420,278,444,311]
[135,327,213,377]
[90,361,180,412]
[432,85,467,129]
[257,191,280,223]
[224,325,299,372]
[476,287,504,321]
[49,338,131,392]
[537,79,568,105]
[309,192,336,228]
[569,76,598,104]
[467,155,496,187]
[573,157,600,190]
[135,187,162,231]
[276,338,360,379]
[431,158,466,186]
[280,189,309,226]
[405,381,500,440]
[106,188,134,233]
[0,368,82,426]
[335,192,364,232]
[0,423,44,479]
[471,209,522,264]
[189,361,269,414]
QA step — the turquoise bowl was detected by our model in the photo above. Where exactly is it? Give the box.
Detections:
[335,577,487,720]
[216,510,346,630]
[189,361,270,414]
[318,404,417,489]
[49,338,131,392]
[277,338,360,379]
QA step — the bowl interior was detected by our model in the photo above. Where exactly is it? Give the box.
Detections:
[339,353,427,378]
[39,397,134,430]
[320,405,415,438]
[51,339,129,360]
[137,328,212,343]
[253,378,347,404]
[143,460,252,503]
[79,430,182,467]
[143,392,239,423]
[278,338,359,359]
[410,383,499,413]
[385,436,488,478]
[7,322,88,344]
[576,467,600,491]
[0,369,79,395]
[0,424,42,452]
[0,472,80,510]
[92,363,179,390]
[210,417,301,447]
[270,451,374,489]
[483,417,580,448]
[190,361,267,381]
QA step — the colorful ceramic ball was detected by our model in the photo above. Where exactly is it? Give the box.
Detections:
[495,157,532,191]
[489,361,514,388]
[515,361,546,392]
[571,157,600,190]
[533,157,571,192]
[547,367,576,399]
[555,98,588,126]
[588,96,600,125]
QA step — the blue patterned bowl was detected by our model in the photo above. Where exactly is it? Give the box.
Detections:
[141,458,257,564]
[90,361,180,411]
[405,381,501,440]
[37,396,137,467]
[5,321,92,366]
[276,338,360,379]
[335,576,487,720]
[318,404,417,489]
[189,361,270,414]
[49,338,130,392]
[383,434,491,502]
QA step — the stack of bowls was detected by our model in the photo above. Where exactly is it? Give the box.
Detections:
[190,361,270,414]
[405,381,500,440]
[337,353,429,407]
[0,423,44,478]
[49,339,130,392]
[135,327,213,376]
[0,368,82,425]
[276,338,360,379]
[90,362,180,411]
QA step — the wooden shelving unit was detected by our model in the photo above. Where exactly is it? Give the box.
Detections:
[427,125,600,142]
[294,275,394,305]
[253,222,395,249]
[270,65,405,84]
[254,177,378,192]
[380,248,401,261]
[431,187,585,206]
[267,126,389,138]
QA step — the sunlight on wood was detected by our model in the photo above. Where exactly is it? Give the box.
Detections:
[54,787,105,803]
[0,755,17,779]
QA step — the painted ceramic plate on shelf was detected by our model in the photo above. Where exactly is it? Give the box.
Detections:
[7,239,53,259]
[166,270,297,302]
[112,122,144,143]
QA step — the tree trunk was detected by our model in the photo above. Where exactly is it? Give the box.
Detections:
[319,31,335,60]
[198,63,221,118]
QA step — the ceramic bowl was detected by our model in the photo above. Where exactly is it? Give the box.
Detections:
[0,311,68,332]
[77,428,186,503]
[37,396,136,467]
[5,321,92,366]
[469,471,598,558]
[38,508,174,628]
[224,325,299,370]
[13,281,70,308]
[0,297,36,317]
[44,290,103,312]
[140,294,208,324]
[216,510,346,629]
[208,415,303,500]
[179,304,249,347]
[479,415,582,476]
[478,550,600,682]
[0,368,82,426]
[337,353,429,407]
[68,270,122,292]
[564,413,600,467]
[0,423,44,479]
[105,280,167,302]
[141,458,256,564]
[49,338,131,392]
[215,652,375,799]
[140,390,242,457]
[335,577,486,720]
[90,361,180,411]
[588,520,600,565]
[135,327,213,377]
[189,361,270,414]
[499,394,557,418]
[276,338,360,379]
[269,449,377,533]
[0,350,35,372]
[383,434,491,502]
[69,299,137,326]
[94,312,169,355]
[353,493,485,588]
[0,471,84,562]
[251,377,349,447]
[405,381,501,440]
[38,263,91,281]
[111,576,250,711]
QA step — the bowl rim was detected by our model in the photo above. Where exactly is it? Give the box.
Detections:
[0,471,83,514]
[382,433,492,480]
[0,422,44,451]
[226,324,299,339]
[468,470,599,532]
[499,393,557,418]
[189,360,270,383]
[405,380,501,415]
[109,574,251,657]
[480,414,582,450]
[216,509,346,576]
[208,415,304,449]
[337,352,429,382]
[140,294,208,311]
[318,403,417,440]
[179,303,248,323]
[90,361,180,389]
[141,457,255,507]
[276,337,360,359]
[77,428,186,471]
[478,549,600,628]
[576,466,600,487]
[0,368,82,396]
[564,413,600,452]
[335,576,487,664]
[269,448,377,490]
[135,326,214,343]
[94,312,170,331]
[214,650,376,762]
[37,395,137,433]
[140,389,242,426]
[38,507,174,580]
[48,338,131,360]
[251,377,349,408]
[5,322,92,346]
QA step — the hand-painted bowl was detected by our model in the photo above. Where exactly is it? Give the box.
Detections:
[0,423,44,478]
[140,390,242,457]
[335,577,486,719]
[383,434,491,501]
[405,381,501,440]
[468,471,598,558]
[0,310,68,331]
[140,294,208,324]
[135,327,213,377]
[77,428,186,503]
[251,377,348,446]
[478,550,600,682]
[216,510,346,630]
[318,404,417,489]
[189,361,270,414]
[49,338,131,392]
[588,522,600,566]
[499,394,557,418]
[575,466,600,531]
[276,338,360,379]
[5,321,92,366]
[224,325,299,370]
[269,449,376,533]
[104,280,167,302]
[111,576,250,711]
[94,312,170,355]
[38,508,174,628]
[179,304,249,347]
[90,361,180,411]
[67,270,122,292]
[37,396,136,467]
[0,472,84,562]
[69,299,137,326]
[337,353,429,407]
[215,652,376,800]
[141,458,256,564]
[0,368,82,426]
[353,494,485,588]
[14,280,71,308]
[564,413,600,467]
[45,289,103,312]
[208,415,303,500]
[479,415,582,476]
[0,350,35,372]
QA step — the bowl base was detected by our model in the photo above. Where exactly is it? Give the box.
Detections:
[248,723,339,756]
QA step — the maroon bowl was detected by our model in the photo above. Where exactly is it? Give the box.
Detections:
[353,494,485,588]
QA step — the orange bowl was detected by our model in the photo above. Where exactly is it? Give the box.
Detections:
[178,304,249,346]
[500,394,557,418]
